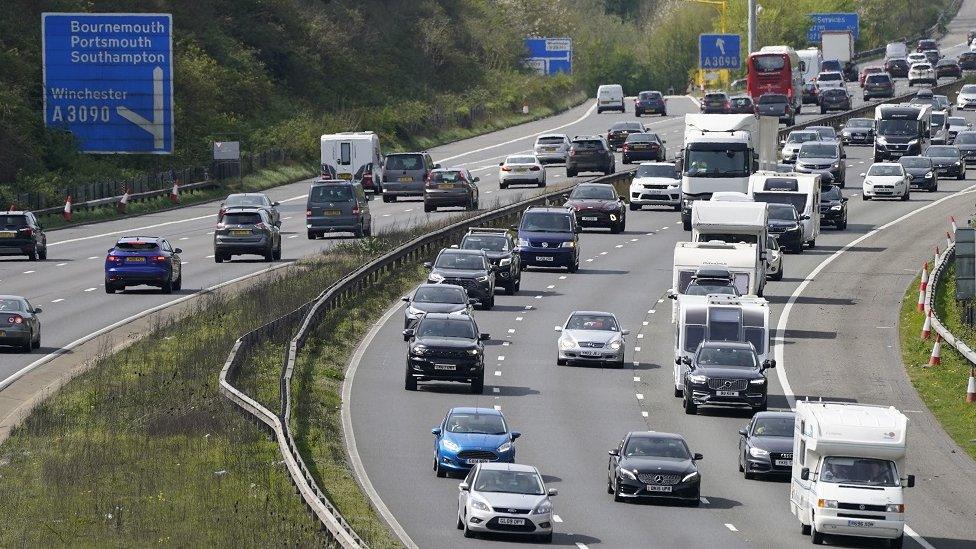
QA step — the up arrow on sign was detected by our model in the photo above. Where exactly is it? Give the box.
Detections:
[117,66,165,149]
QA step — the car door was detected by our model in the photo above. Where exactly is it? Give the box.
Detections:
[608,438,624,483]
[29,213,45,249]
[264,210,280,247]
[163,240,180,280]
[24,298,39,335]
[460,466,477,514]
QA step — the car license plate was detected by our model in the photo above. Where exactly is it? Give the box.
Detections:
[0,232,14,238]
[125,256,146,263]
[439,184,454,189]
[545,147,557,152]
[847,520,875,528]
[582,216,598,221]
[466,458,489,465]
[716,390,739,397]
[632,144,648,149]
[535,256,554,262]
[434,364,456,371]
[775,459,793,467]
[398,176,413,182]
[580,350,601,357]
[498,517,526,526]
[337,173,352,180]
[231,229,250,236]
[515,167,527,173]
[645,485,672,492]
[325,209,341,216]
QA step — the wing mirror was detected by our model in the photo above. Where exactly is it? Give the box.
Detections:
[33,307,42,314]
[479,333,491,341]
[693,453,704,461]
[468,298,478,305]
[667,289,678,300]
[402,328,415,341]
[621,329,630,335]
[272,201,280,207]
[800,468,811,481]
[423,261,433,269]
[906,474,916,488]
[511,431,521,440]
[459,482,470,492]
[763,359,777,370]
[401,296,410,302]
[738,428,748,437]
[554,325,563,332]
[499,162,505,166]
[547,488,558,496]
[431,427,442,436]
[174,248,183,254]
[434,163,441,169]
[681,356,693,365]
[608,448,619,456]
[858,172,866,177]
[799,214,810,220]
[473,176,480,183]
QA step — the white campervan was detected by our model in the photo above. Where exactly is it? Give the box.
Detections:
[320,132,383,193]
[597,84,625,113]
[691,201,768,295]
[748,172,821,246]
[791,402,914,547]
[672,294,770,397]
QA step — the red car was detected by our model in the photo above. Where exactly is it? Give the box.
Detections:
[859,67,884,87]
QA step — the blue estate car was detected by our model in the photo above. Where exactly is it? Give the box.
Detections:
[431,407,520,477]
[516,207,580,272]
[104,236,183,294]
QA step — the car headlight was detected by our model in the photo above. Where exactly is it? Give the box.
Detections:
[832,162,840,169]
[411,345,428,356]
[428,273,445,282]
[468,348,480,355]
[470,500,492,512]
[925,171,934,178]
[499,257,512,266]
[956,161,962,165]
[618,468,637,480]
[749,447,770,458]
[749,378,767,385]
[560,241,575,248]
[531,499,552,515]
[886,503,905,513]
[817,499,838,509]
[609,339,623,350]
[476,275,489,282]
[442,439,460,452]
[877,137,888,145]
[830,205,842,211]
[407,306,424,316]
[687,374,708,384]
[516,238,529,247]
[497,441,512,453]
[681,471,700,483]
[558,336,577,350]
[908,139,919,145]
[609,214,618,221]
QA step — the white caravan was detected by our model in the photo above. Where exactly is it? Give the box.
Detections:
[791,401,914,547]
[320,132,383,193]
[748,171,822,246]
[670,241,765,322]
[691,200,769,295]
[671,294,770,397]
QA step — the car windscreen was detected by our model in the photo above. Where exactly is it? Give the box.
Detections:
[821,186,843,200]
[818,72,842,81]
[757,194,806,214]
[878,119,919,136]
[731,97,752,106]
[225,195,266,207]
[0,215,28,229]
[822,89,847,98]
[810,128,836,139]
[385,154,424,171]
[566,314,618,331]
[955,133,976,144]
[821,61,842,71]
[0,298,27,312]
[752,417,794,437]
[115,241,159,250]
[752,54,785,73]
[520,211,572,233]
[416,318,476,339]
[625,133,659,143]
[926,146,959,157]
[684,282,737,297]
[931,113,946,126]
[461,235,508,252]
[704,93,727,101]
[962,85,976,93]
[569,186,616,200]
[434,253,485,270]
[611,122,643,131]
[413,286,466,304]
[223,212,263,225]
[431,171,464,183]
[536,136,565,145]
[635,164,679,178]
[899,157,933,168]
[819,457,898,487]
[446,412,507,435]
[505,156,536,164]
[798,144,837,158]
[623,436,691,459]
[758,94,788,104]
[868,165,903,176]
[310,185,354,202]
[697,346,757,368]
[845,119,873,129]
[787,132,818,143]
[948,117,968,126]
[865,75,890,84]
[474,469,544,495]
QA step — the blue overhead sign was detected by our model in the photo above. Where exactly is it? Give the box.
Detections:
[807,13,859,43]
[699,34,741,70]
[42,13,174,154]
[524,37,572,75]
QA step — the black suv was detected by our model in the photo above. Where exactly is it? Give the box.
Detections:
[681,341,775,414]
[863,74,895,100]
[214,207,282,262]
[756,93,796,125]
[566,136,615,177]
[621,132,666,163]
[459,228,521,295]
[0,211,47,261]
[819,184,848,230]
[403,313,489,393]
[425,248,496,309]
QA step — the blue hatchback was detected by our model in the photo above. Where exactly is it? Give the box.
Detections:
[431,407,520,477]
[516,207,579,272]
[105,236,183,294]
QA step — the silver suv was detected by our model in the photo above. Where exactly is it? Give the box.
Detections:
[214,207,281,262]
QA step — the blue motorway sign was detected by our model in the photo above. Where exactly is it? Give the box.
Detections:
[699,34,741,70]
[807,13,859,43]
[42,13,174,154]
[524,37,572,75]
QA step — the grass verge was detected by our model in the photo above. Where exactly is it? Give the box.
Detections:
[898,265,976,460]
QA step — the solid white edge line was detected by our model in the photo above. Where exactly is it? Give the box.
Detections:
[341,299,419,549]
[904,525,937,549]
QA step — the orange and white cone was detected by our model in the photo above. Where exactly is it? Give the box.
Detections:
[62,195,72,222]
[950,215,958,233]
[117,187,130,214]
[934,246,941,266]
[966,369,976,403]
[921,310,932,340]
[928,334,942,367]
[169,181,179,203]
[947,231,954,248]
[917,283,927,312]
[920,262,929,292]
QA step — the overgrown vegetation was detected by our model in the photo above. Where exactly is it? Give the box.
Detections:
[898,267,976,460]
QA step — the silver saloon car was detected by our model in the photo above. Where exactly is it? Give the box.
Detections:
[555,311,628,367]
[458,463,556,543]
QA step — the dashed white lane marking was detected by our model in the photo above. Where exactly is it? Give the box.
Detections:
[207,231,214,235]
[179,237,189,241]
[645,232,654,236]
[661,226,669,230]
[288,234,299,239]
[493,387,500,393]
[634,346,641,352]
[48,213,218,246]
[404,208,414,212]
[516,316,523,321]
[23,270,34,274]
[83,287,96,292]
[615,244,623,248]
[502,342,510,346]
[636,393,644,400]
[600,251,608,255]
[51,298,65,303]
[534,295,543,299]
[725,524,738,532]
[181,261,189,265]
[494,370,502,376]
[649,310,656,314]
[637,334,644,339]
[642,321,649,325]
[206,254,215,258]
[586,258,594,262]
[558,275,567,280]
[493,405,501,411]
[552,515,563,523]
[657,299,664,303]
[525,305,532,310]
[56,263,66,267]
[507,328,516,334]
[642,411,649,417]
[485,190,494,194]
[633,376,640,382]
[383,213,391,217]
[630,238,638,242]
[576,543,589,549]
[283,216,292,220]
[546,284,555,289]
[87,256,98,260]
[700,497,710,505]
[498,355,506,361]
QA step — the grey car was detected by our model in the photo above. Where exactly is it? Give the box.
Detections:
[555,311,629,367]
[924,145,967,179]
[795,142,846,187]
[946,117,970,143]
[402,283,473,328]
[306,180,372,238]
[954,131,976,164]
[0,295,41,351]
[424,168,480,212]
[214,207,281,262]
[219,193,280,227]
[382,152,438,202]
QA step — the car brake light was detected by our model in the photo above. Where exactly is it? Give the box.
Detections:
[18,227,33,236]
[107,254,122,263]
[530,166,541,171]
[622,144,629,151]
[352,206,360,215]
[362,171,373,185]
[7,315,23,324]
[255,223,267,230]
[725,101,731,109]
[501,166,512,171]
[306,210,312,217]
[152,255,167,263]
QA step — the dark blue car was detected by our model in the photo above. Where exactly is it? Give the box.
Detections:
[105,236,183,294]
[516,207,579,272]
[431,407,520,477]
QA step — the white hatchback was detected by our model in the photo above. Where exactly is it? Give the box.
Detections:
[499,155,546,189]
[908,63,937,86]
[458,463,556,543]
[861,163,910,200]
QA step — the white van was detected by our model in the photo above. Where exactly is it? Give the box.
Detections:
[748,172,821,247]
[797,48,822,85]
[791,401,914,547]
[320,132,383,193]
[597,84,625,113]
[885,42,909,60]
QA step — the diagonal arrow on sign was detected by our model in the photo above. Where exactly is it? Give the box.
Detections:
[117,66,165,149]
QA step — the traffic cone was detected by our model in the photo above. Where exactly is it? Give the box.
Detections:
[62,195,72,222]
[917,282,927,312]
[947,231,954,248]
[169,181,179,203]
[522,102,529,115]
[928,334,942,367]
[921,310,932,340]
[920,262,929,293]
[966,369,976,403]
[950,215,958,233]
[117,187,130,214]
[935,246,941,266]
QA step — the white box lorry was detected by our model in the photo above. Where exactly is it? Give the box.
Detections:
[821,31,856,81]
[680,114,780,230]
[690,200,769,295]
[791,401,915,547]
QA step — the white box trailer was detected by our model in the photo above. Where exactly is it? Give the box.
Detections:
[320,132,383,192]
[748,171,822,247]
[791,401,914,546]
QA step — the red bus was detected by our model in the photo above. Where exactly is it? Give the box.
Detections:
[747,46,804,112]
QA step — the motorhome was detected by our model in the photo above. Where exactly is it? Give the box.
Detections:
[748,171,822,246]
[791,401,914,547]
[320,132,383,193]
[691,200,769,294]
[671,294,770,397]
[874,104,931,161]
[680,114,779,229]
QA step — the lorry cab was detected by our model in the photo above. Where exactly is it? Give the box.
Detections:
[791,402,914,547]
[672,294,770,397]
[320,132,382,193]
[748,172,821,247]
[691,200,769,294]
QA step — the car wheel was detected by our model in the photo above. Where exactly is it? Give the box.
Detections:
[32,331,41,349]
[27,248,38,261]
[505,282,516,296]
[104,280,116,294]
[607,476,614,494]
[791,241,803,254]
[771,267,784,281]
[463,520,475,538]
[557,357,567,366]
[683,218,692,231]
[958,170,966,180]
[801,520,812,536]
[161,277,173,294]
[264,247,274,262]
[273,245,282,261]
[513,276,521,292]
[612,477,624,502]
[215,253,224,263]
[566,169,577,178]
[890,534,904,549]
[354,224,364,238]
[567,259,578,273]
[862,194,871,201]
[38,247,47,260]
[820,108,826,114]
[674,386,683,398]
[470,375,484,394]
[683,396,697,415]
[837,218,847,231]
[744,468,754,480]
[457,509,464,530]
[538,532,553,544]
[902,189,910,201]
[404,368,417,391]
[662,110,667,117]
[435,456,447,478]
[808,238,815,249]
[307,230,316,240]
[389,195,398,202]
[686,495,701,507]
[173,273,182,291]
[22,333,32,352]
[931,183,938,192]
[611,221,622,234]
[500,182,509,189]
[382,194,391,203]
[629,203,639,211]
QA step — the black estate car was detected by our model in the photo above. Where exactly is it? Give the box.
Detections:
[819,185,848,230]
[608,431,702,505]
[621,132,666,163]
[425,248,496,309]
[0,211,47,261]
[403,313,489,393]
[925,145,967,179]
[681,341,776,414]
[566,136,615,177]
[563,183,626,233]
[899,156,938,192]
[738,411,796,479]
[460,228,521,294]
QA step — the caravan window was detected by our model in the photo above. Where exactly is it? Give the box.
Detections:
[708,308,741,342]
[732,273,750,295]
[677,270,695,293]
[698,233,758,245]
[339,143,351,165]
[684,325,706,353]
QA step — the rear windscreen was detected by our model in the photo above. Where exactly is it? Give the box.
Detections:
[385,155,423,171]
[431,171,464,183]
[754,192,807,213]
[537,137,565,144]
[310,185,354,202]
[0,216,28,228]
[223,212,262,225]
[116,241,159,250]
[572,141,602,150]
